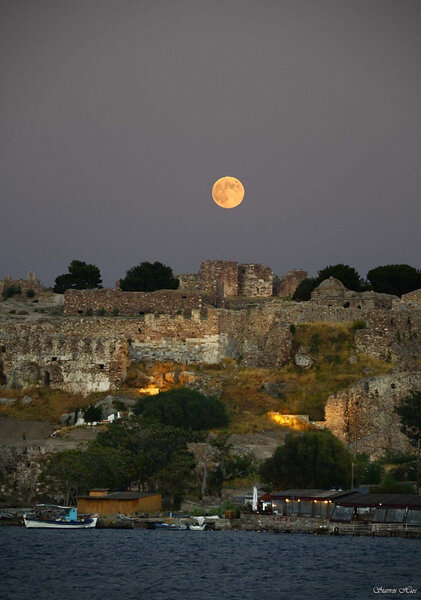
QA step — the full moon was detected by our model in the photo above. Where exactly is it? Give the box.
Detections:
[212,176,245,209]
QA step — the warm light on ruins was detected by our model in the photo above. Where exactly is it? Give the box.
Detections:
[137,386,160,396]
[268,412,310,431]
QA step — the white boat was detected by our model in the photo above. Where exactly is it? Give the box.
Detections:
[23,504,97,529]
[189,516,210,531]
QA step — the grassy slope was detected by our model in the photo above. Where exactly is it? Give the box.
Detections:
[216,322,392,432]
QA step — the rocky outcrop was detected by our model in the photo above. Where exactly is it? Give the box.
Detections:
[325,372,421,458]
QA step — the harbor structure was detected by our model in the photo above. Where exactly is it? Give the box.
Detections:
[77,490,162,516]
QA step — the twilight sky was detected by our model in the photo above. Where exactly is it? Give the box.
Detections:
[1,0,420,287]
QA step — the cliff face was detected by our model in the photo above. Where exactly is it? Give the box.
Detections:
[325,372,421,458]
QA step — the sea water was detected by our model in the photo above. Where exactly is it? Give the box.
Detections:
[1,529,420,600]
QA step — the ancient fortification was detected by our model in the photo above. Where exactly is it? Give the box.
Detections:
[1,260,420,456]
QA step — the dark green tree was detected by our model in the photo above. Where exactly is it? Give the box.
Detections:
[39,449,89,505]
[119,261,179,292]
[95,417,195,504]
[367,264,421,297]
[353,454,384,485]
[54,260,102,293]
[292,278,318,301]
[316,264,362,291]
[394,391,421,448]
[82,445,130,491]
[134,388,229,431]
[259,431,352,489]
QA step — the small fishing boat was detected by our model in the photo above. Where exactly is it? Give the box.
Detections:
[23,504,97,529]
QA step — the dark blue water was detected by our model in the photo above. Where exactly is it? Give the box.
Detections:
[0,529,420,600]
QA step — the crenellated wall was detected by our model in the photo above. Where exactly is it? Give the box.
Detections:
[1,282,420,394]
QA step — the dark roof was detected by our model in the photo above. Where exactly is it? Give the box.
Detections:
[90,488,109,491]
[78,491,160,500]
[269,489,359,501]
[336,493,421,509]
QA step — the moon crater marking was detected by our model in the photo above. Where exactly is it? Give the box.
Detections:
[212,176,245,209]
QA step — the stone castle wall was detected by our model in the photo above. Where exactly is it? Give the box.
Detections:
[0,322,130,394]
[176,273,200,290]
[2,274,420,395]
[275,269,308,298]
[401,289,421,306]
[1,272,43,299]
[199,260,239,297]
[178,259,276,299]
[238,264,273,297]
[325,372,421,458]
[63,289,211,316]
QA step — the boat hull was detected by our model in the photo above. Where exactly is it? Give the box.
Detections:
[24,516,97,529]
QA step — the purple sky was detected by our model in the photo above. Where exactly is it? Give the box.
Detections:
[1,0,420,287]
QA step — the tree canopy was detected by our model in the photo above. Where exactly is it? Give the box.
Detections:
[119,261,179,292]
[292,278,318,301]
[395,391,421,448]
[39,418,195,508]
[367,264,421,297]
[259,430,351,489]
[134,387,229,431]
[54,260,102,294]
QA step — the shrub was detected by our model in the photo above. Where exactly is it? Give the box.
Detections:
[17,310,29,315]
[289,324,296,334]
[134,387,229,431]
[351,320,366,331]
[119,261,179,292]
[83,405,102,423]
[85,308,94,316]
[259,430,351,489]
[26,289,36,298]
[111,308,119,316]
[3,285,21,299]
[97,308,107,316]
[8,310,16,314]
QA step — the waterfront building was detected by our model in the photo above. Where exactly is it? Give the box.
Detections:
[77,489,162,516]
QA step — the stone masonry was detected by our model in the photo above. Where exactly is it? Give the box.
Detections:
[64,288,210,316]
[325,372,421,458]
[1,272,43,299]
[274,269,308,298]
[238,264,274,297]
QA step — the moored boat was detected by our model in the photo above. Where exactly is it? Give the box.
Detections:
[24,504,97,529]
